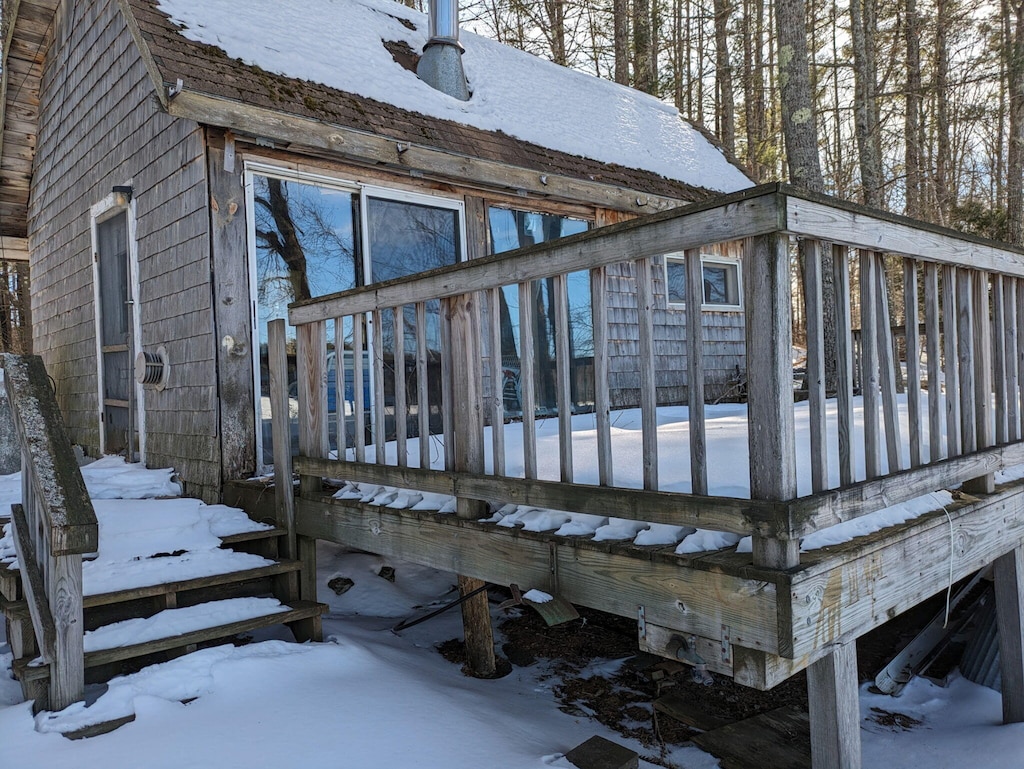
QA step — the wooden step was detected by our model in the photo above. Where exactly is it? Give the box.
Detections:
[82,558,301,609]
[218,526,287,547]
[14,599,327,686]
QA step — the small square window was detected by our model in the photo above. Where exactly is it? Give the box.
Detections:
[664,254,742,310]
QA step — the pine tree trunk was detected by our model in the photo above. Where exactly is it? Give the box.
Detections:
[850,0,884,207]
[775,0,824,191]
[615,0,631,84]
[1007,1,1024,244]
[935,0,951,223]
[633,0,657,93]
[905,0,923,217]
[715,0,737,154]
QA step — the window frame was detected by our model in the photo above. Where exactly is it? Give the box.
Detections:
[664,252,743,312]
[243,163,468,472]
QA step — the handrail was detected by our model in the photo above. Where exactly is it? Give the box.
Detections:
[282,186,1024,571]
[1,354,97,711]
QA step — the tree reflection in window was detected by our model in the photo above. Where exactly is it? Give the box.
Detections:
[253,175,359,465]
[488,207,592,416]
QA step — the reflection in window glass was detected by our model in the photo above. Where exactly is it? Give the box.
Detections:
[487,207,592,415]
[253,175,359,465]
[665,255,741,308]
[366,196,462,454]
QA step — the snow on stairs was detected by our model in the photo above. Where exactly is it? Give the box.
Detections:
[0,512,327,711]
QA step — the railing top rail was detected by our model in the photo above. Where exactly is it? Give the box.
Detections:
[288,184,784,325]
[288,183,1024,326]
[1,354,98,555]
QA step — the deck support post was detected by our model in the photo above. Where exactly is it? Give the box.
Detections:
[743,234,798,569]
[446,293,497,678]
[807,640,861,769]
[994,546,1024,723]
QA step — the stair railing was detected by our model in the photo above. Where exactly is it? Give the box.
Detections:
[1,354,97,711]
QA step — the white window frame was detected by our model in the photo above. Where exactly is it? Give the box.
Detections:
[664,252,743,311]
[90,190,145,461]
[243,164,468,472]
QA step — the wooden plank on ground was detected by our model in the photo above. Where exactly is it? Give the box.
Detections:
[691,705,810,769]
[653,690,735,733]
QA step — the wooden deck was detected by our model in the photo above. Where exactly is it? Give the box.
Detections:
[276,184,1024,768]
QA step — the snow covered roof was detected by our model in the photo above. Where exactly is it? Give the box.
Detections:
[128,0,751,202]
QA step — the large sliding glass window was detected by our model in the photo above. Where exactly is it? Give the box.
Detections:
[248,171,465,468]
[250,172,360,466]
[487,208,592,415]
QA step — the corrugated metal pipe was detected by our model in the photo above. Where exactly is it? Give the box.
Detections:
[417,0,470,101]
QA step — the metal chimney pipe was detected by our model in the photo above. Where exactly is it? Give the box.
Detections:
[417,0,470,101]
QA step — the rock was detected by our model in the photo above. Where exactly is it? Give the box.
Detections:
[327,576,355,595]
[377,566,396,583]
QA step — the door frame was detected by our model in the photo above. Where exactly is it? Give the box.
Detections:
[90,190,144,461]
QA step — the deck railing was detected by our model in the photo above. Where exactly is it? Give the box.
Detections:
[1,354,97,710]
[281,183,1024,570]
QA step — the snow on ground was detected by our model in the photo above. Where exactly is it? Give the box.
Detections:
[2,542,1024,767]
[154,0,751,194]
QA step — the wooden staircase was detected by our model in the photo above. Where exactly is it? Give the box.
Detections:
[0,509,326,710]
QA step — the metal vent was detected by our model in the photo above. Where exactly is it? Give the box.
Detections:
[135,346,169,390]
[416,0,469,101]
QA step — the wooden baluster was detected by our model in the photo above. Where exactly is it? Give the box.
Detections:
[966,272,995,494]
[591,267,613,486]
[942,265,961,456]
[1018,279,1024,439]
[859,250,882,480]
[636,257,659,491]
[994,275,1008,445]
[685,248,708,495]
[394,306,408,467]
[372,308,386,466]
[957,270,976,454]
[553,273,574,483]
[334,317,347,461]
[923,264,943,462]
[294,320,325,605]
[904,260,923,467]
[352,315,366,464]
[874,254,902,474]
[1005,278,1020,442]
[518,281,538,479]
[488,288,506,476]
[744,234,798,569]
[804,239,828,492]
[416,302,431,470]
[833,245,855,486]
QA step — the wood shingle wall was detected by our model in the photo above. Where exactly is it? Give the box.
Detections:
[29,0,221,500]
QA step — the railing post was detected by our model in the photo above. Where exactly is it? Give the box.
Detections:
[295,321,327,604]
[446,292,497,677]
[743,234,798,569]
[268,319,296,561]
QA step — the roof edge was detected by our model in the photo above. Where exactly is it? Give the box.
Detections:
[165,88,698,213]
[116,0,169,110]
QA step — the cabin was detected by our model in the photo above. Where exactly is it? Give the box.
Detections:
[1,0,752,502]
[6,2,1024,769]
